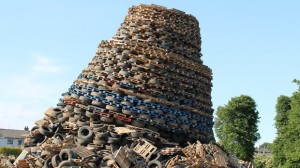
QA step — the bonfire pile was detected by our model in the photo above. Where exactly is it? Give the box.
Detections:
[8,4,246,168]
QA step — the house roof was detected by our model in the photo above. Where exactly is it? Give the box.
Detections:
[255,148,272,153]
[0,128,29,139]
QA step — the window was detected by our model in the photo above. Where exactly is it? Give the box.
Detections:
[7,139,13,144]
[18,139,22,145]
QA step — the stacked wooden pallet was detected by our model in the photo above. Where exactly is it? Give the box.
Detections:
[12,4,217,168]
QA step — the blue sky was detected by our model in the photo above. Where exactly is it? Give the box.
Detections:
[0,1,299,145]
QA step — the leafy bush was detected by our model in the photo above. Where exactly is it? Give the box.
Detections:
[253,154,273,168]
[0,147,22,157]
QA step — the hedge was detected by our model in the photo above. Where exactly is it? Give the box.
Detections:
[0,147,22,157]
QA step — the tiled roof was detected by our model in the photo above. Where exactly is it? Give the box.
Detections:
[0,128,29,139]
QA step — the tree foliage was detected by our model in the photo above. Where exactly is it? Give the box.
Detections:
[0,147,22,157]
[272,95,291,167]
[214,95,260,161]
[258,142,272,151]
[283,91,300,167]
[272,137,287,168]
[292,79,300,91]
[274,96,291,134]
[272,80,300,167]
[253,154,273,168]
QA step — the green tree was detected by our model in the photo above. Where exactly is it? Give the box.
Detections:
[214,95,260,161]
[274,96,291,134]
[259,142,272,151]
[253,154,273,168]
[272,95,291,167]
[283,90,300,167]
[292,79,300,91]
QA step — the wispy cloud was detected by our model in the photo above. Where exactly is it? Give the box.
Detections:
[0,54,68,130]
[32,56,62,73]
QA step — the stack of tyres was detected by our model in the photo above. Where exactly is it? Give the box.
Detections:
[14,4,216,168]
[72,3,213,144]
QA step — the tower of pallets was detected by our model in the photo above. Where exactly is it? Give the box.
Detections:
[61,4,213,144]
[17,4,215,168]
[72,4,214,143]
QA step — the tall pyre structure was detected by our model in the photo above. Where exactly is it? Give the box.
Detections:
[13,4,224,168]
[72,4,213,143]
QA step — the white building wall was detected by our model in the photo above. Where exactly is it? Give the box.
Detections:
[0,138,7,146]
[0,137,23,147]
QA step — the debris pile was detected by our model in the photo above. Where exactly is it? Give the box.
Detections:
[10,4,242,168]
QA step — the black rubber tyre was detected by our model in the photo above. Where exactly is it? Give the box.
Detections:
[146,125,159,132]
[93,139,107,145]
[95,131,109,139]
[31,125,40,132]
[49,107,62,117]
[130,141,138,149]
[43,157,53,168]
[74,107,85,114]
[56,113,63,119]
[77,126,94,140]
[79,96,91,104]
[152,118,165,124]
[59,149,77,161]
[90,122,104,128]
[39,125,54,137]
[85,110,96,118]
[147,160,162,168]
[65,105,74,112]
[115,119,126,126]
[109,132,120,138]
[167,122,178,127]
[70,93,79,99]
[94,65,103,70]
[91,100,106,107]
[57,160,74,168]
[104,67,115,73]
[30,126,41,137]
[100,116,114,123]
[105,105,120,112]
[76,137,91,146]
[54,133,65,141]
[122,50,132,54]
[101,155,115,167]
[179,124,190,130]
[122,109,136,116]
[138,114,151,119]
[51,154,61,167]
[111,47,121,53]
[149,152,162,161]
[131,120,145,128]
[57,116,68,123]
[41,150,51,158]
[107,137,121,144]
[76,119,89,126]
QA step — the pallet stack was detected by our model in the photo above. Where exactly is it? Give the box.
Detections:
[12,4,218,168]
[74,3,214,143]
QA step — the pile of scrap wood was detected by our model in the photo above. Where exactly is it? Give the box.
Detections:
[7,139,252,167]
[8,4,254,168]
